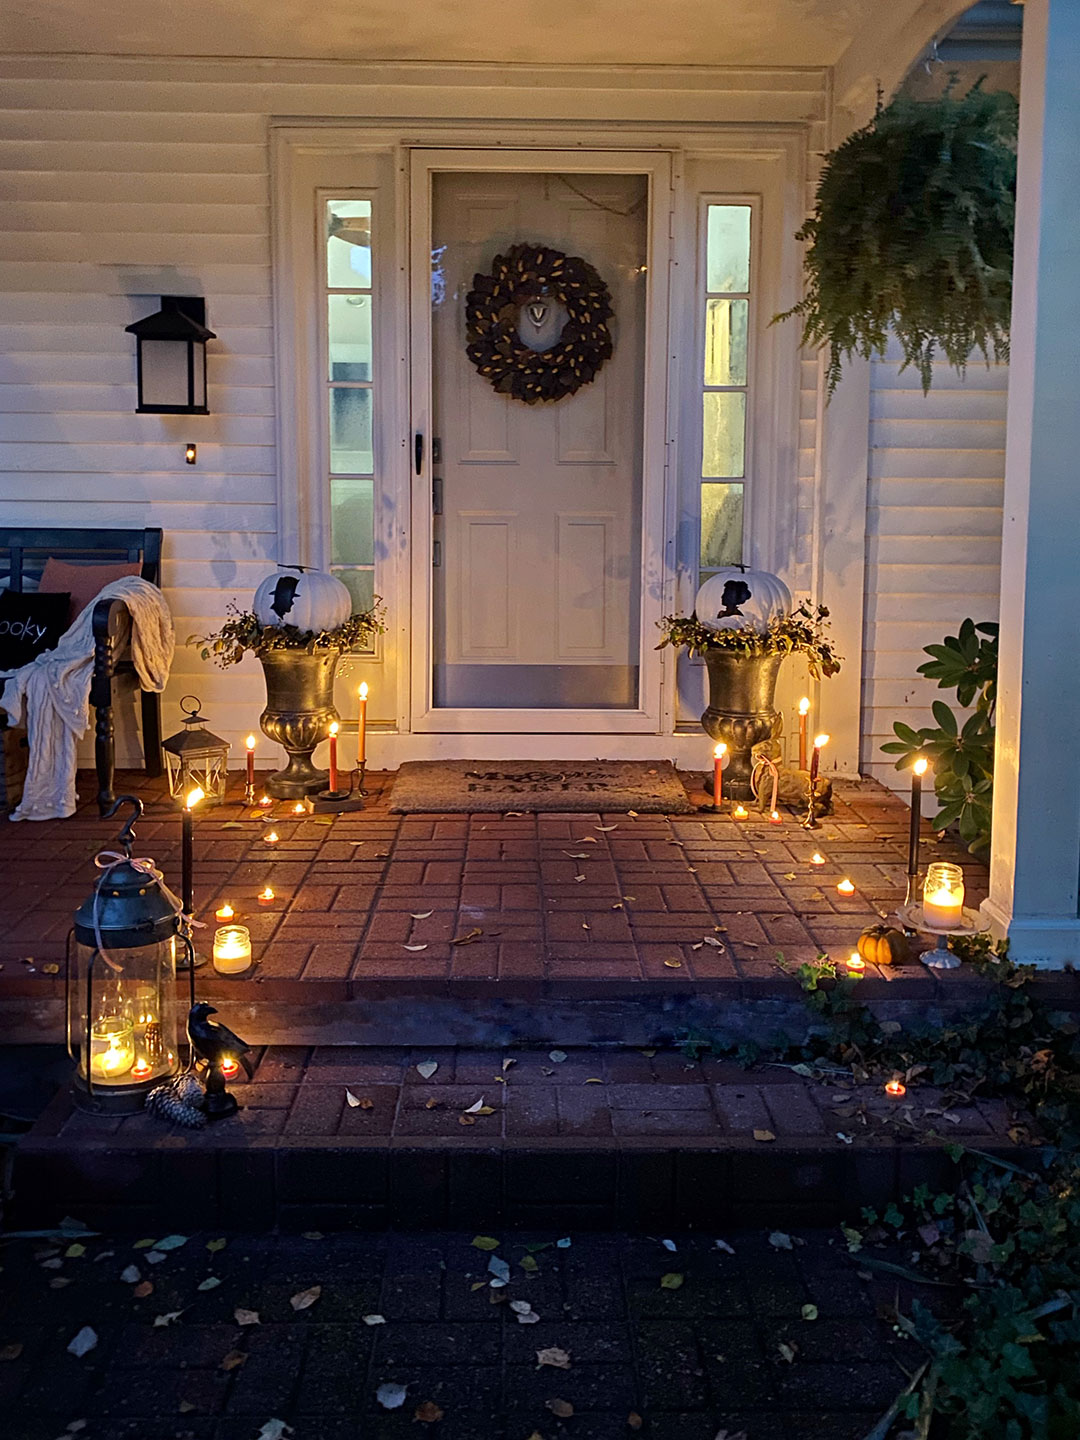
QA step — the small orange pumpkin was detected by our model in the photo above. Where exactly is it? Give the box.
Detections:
[856,924,909,967]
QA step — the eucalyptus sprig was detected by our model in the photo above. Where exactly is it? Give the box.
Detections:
[192,600,386,668]
[776,81,1017,394]
[657,601,841,680]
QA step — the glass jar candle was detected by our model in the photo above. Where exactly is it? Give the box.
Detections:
[88,1014,136,1080]
[923,862,965,930]
[212,924,252,976]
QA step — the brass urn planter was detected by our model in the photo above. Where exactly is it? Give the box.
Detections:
[701,651,784,801]
[259,648,341,799]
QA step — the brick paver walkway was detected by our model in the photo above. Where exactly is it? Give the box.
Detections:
[0,1224,939,1440]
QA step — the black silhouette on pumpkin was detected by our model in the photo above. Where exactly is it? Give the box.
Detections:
[716,579,753,619]
[269,574,300,623]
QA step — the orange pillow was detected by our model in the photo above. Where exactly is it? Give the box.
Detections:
[39,557,142,626]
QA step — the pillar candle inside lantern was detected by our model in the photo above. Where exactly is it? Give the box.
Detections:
[89,1015,136,1080]
[212,924,252,975]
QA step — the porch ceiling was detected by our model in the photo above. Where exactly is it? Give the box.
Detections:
[0,0,962,72]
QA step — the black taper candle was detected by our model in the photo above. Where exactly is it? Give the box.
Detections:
[182,802,194,919]
[906,759,927,905]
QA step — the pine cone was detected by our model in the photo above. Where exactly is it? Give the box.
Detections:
[146,1072,207,1129]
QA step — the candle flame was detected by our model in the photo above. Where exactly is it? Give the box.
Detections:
[913,757,929,776]
[713,741,727,758]
[798,697,811,715]
[216,902,235,920]
[265,830,279,844]
[837,878,856,895]
[358,681,369,700]
[292,802,306,814]
[245,734,256,751]
[770,809,781,822]
[810,852,826,865]
[259,886,275,900]
[846,953,866,971]
[259,794,272,807]
[220,1057,241,1080]
[184,785,205,810]
[885,1079,906,1097]
[329,720,339,737]
[813,733,829,750]
[733,804,749,819]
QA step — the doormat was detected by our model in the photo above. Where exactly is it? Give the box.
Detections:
[388,760,693,814]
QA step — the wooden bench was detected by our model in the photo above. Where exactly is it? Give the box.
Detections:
[0,527,165,815]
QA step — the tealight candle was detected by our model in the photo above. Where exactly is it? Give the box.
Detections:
[212,924,252,976]
[221,1057,241,1080]
[292,802,306,815]
[922,862,964,930]
[131,1058,152,1081]
[885,1078,906,1097]
[846,952,866,973]
[258,886,275,904]
[265,830,279,845]
[769,809,782,825]
[215,901,235,921]
[837,878,856,895]
[733,804,749,820]
[259,794,273,808]
[810,852,826,866]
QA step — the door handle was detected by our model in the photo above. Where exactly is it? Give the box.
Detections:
[415,433,424,475]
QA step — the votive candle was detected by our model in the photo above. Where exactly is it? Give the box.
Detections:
[215,901,235,921]
[837,878,856,895]
[258,886,275,904]
[212,924,252,976]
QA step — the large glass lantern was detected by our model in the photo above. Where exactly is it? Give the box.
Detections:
[163,696,230,806]
[124,295,215,414]
[66,797,195,1113]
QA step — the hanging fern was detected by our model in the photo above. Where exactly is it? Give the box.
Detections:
[776,81,1018,394]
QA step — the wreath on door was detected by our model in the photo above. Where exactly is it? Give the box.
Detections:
[464,243,614,404]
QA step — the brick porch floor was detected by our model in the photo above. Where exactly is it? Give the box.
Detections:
[4,766,1075,1048]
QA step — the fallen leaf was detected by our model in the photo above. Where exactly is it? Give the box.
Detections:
[450,928,483,946]
[464,1097,486,1113]
[234,1308,260,1326]
[50,1277,72,1290]
[120,1265,141,1283]
[459,1114,476,1126]
[660,1273,684,1290]
[403,943,428,952]
[502,1058,516,1071]
[628,1413,644,1430]
[702,935,724,948]
[715,1239,735,1254]
[67,1327,97,1358]
[414,1401,444,1423]
[595,824,618,831]
[546,1398,574,1418]
[753,1129,776,1143]
[0,1344,23,1361]
[346,1090,374,1109]
[362,1313,387,1326]
[584,1078,602,1084]
[562,851,591,859]
[198,1276,222,1291]
[146,1251,168,1266]
[778,1342,797,1364]
[153,1234,188,1252]
[206,1238,227,1253]
[536,1346,571,1369]
[133,1281,153,1298]
[153,1311,184,1328]
[410,910,434,920]
[769,1232,794,1251]
[220,1350,247,1371]
[661,1239,677,1252]
[416,1061,439,1079]
[302,1232,323,1241]
[178,1401,195,1413]
[488,1256,511,1284]
[556,1237,572,1248]
[255,1421,293,1440]
[548,1050,568,1063]
[290,1285,321,1311]
[424,1097,442,1110]
[41,962,60,974]
[574,874,585,882]
[836,1132,854,1145]
[519,1255,539,1273]
[663,958,683,968]
[376,1382,408,1409]
[801,1304,819,1321]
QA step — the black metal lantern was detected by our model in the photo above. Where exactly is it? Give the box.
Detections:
[66,797,195,1113]
[163,696,230,806]
[125,295,215,414]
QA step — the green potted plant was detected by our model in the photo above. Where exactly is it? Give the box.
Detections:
[658,570,840,799]
[194,567,384,799]
[775,81,1017,395]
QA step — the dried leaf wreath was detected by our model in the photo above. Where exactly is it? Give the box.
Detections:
[465,243,614,404]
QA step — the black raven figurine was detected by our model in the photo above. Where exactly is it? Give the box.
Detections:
[187,1002,253,1119]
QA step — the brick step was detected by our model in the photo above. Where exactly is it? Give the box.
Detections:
[13,1046,1039,1233]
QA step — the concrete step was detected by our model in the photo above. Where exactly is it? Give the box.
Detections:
[12,1045,1040,1233]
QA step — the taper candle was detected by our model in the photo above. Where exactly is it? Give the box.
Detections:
[357,682,368,766]
[809,732,828,789]
[712,742,726,809]
[328,720,339,793]
[907,757,929,902]
[181,785,204,921]
[245,733,256,798]
[798,697,810,771]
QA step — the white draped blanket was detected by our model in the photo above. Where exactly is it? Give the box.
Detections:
[1,576,174,821]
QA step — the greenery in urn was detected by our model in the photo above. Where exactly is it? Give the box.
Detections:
[775,81,1018,395]
[657,601,842,679]
[192,600,386,668]
[881,618,997,855]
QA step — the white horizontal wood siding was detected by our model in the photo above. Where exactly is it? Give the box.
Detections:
[861,338,1007,794]
[0,55,826,759]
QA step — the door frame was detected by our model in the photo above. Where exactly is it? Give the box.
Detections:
[408,148,674,734]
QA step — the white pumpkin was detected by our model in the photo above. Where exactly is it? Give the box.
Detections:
[253,567,352,632]
[695,567,792,633]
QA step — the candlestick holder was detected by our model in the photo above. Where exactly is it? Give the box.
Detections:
[244,779,256,806]
[312,764,366,814]
[896,902,989,970]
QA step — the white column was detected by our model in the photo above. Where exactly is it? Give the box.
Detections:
[982,0,1080,966]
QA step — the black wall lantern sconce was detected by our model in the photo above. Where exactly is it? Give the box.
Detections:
[125,296,216,414]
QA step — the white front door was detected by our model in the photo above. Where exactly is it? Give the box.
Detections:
[409,151,673,734]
